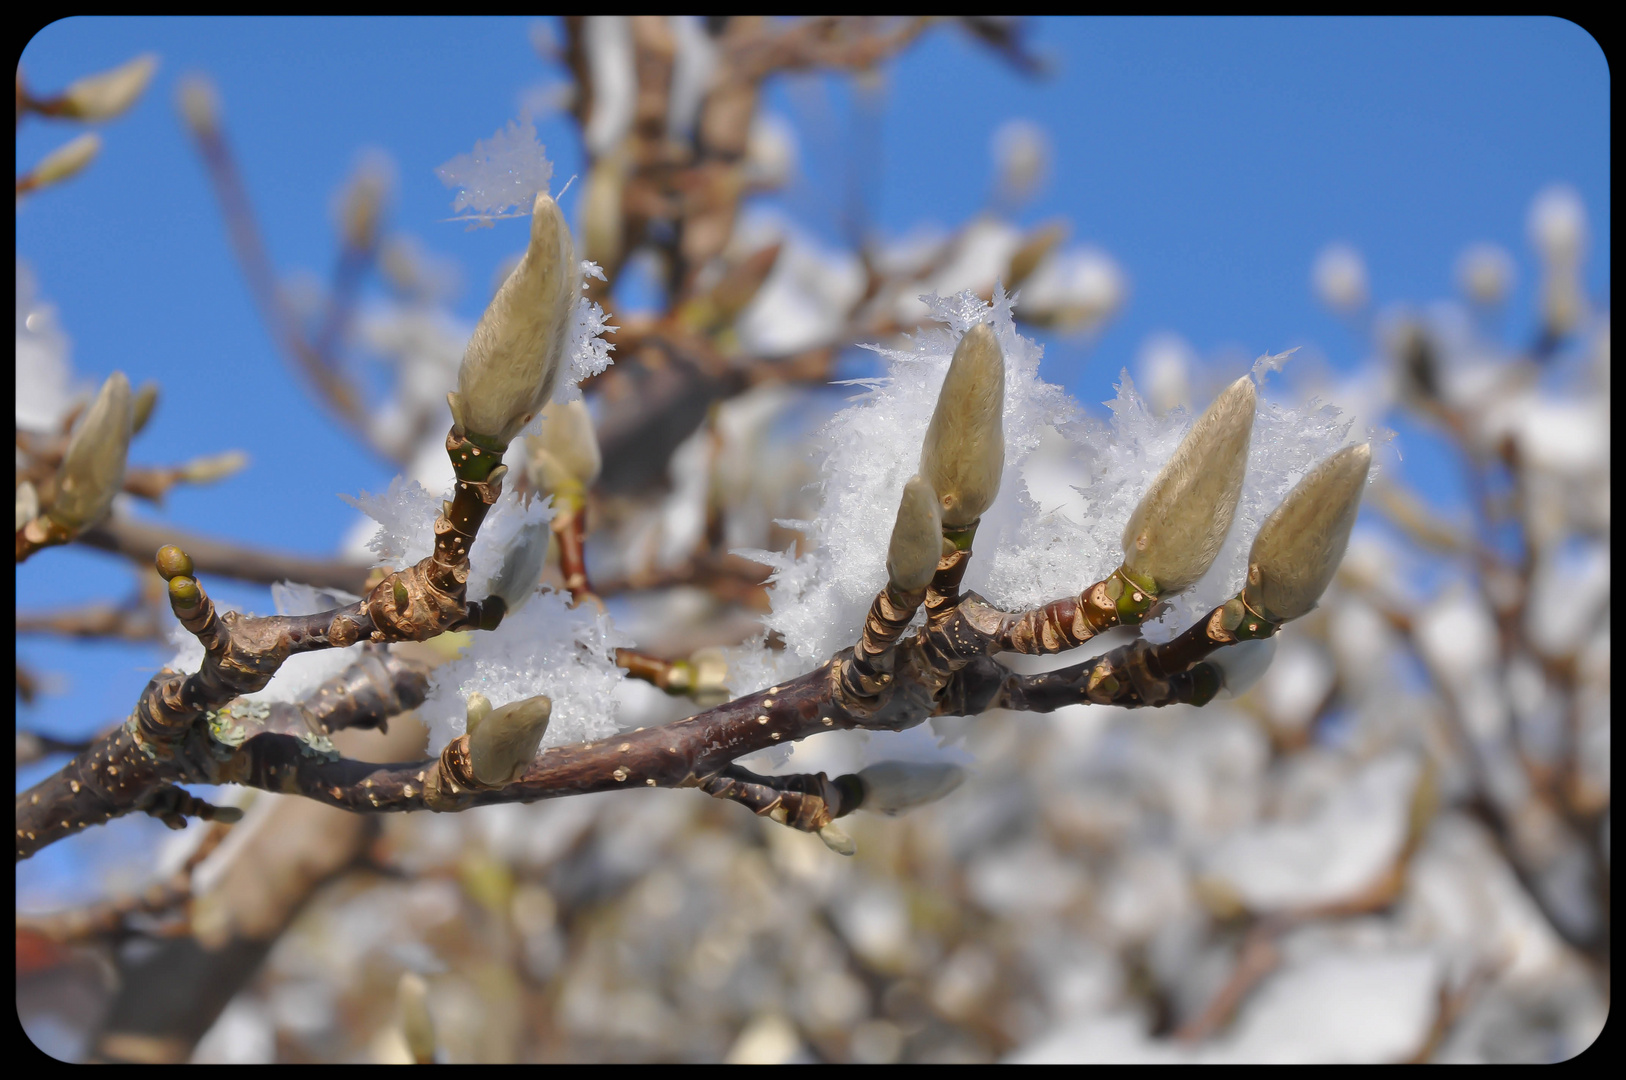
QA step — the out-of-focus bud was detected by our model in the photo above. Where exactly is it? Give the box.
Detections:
[468,694,552,787]
[60,54,157,121]
[1120,375,1255,595]
[525,399,601,496]
[130,381,159,435]
[484,524,549,614]
[817,821,856,856]
[1005,222,1066,294]
[1015,247,1125,333]
[1540,266,1586,340]
[1455,243,1514,308]
[1312,243,1369,315]
[581,149,625,274]
[709,242,781,326]
[176,74,220,137]
[743,112,796,189]
[179,450,249,485]
[1136,332,1196,416]
[336,154,393,252]
[16,481,39,533]
[27,133,101,189]
[886,475,943,592]
[464,691,493,734]
[991,118,1051,205]
[48,371,133,531]
[1527,184,1587,267]
[397,972,436,1065]
[920,323,1004,528]
[855,760,966,816]
[451,193,578,445]
[1206,635,1278,699]
[1243,443,1371,623]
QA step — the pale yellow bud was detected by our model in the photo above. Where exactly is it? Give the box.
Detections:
[179,450,249,485]
[886,475,943,592]
[919,323,1004,527]
[176,74,220,137]
[49,372,133,531]
[464,691,492,734]
[30,133,101,188]
[453,193,578,444]
[397,972,436,1065]
[1120,375,1256,594]
[856,760,966,816]
[468,695,552,787]
[61,54,157,121]
[16,481,39,533]
[528,399,601,489]
[131,381,159,435]
[582,149,625,272]
[817,821,856,856]
[1244,443,1371,622]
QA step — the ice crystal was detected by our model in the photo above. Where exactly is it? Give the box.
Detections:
[436,118,554,225]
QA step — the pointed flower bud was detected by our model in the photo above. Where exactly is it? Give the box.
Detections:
[131,381,159,435]
[450,193,578,445]
[28,133,101,189]
[817,821,856,856]
[464,691,492,734]
[179,450,249,485]
[397,972,436,1065]
[48,372,133,531]
[525,398,601,494]
[1120,375,1256,595]
[1243,443,1371,623]
[886,475,943,592]
[61,54,157,120]
[468,694,552,787]
[920,323,1004,527]
[856,760,966,816]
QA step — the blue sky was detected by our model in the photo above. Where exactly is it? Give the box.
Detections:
[15,17,1609,889]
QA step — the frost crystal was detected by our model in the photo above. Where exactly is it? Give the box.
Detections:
[558,261,616,399]
[436,118,554,225]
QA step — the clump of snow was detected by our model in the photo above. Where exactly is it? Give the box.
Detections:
[436,118,554,226]
[16,259,83,432]
[557,261,616,399]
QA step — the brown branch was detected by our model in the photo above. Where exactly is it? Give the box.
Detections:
[16,601,164,643]
[75,512,374,594]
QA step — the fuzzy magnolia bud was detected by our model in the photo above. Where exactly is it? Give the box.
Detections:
[179,450,249,485]
[856,760,966,816]
[886,475,943,592]
[468,695,552,787]
[49,372,133,531]
[1120,375,1256,595]
[464,691,493,733]
[817,822,856,856]
[60,54,158,120]
[920,323,1005,527]
[449,193,578,445]
[397,972,436,1065]
[484,525,549,614]
[1243,443,1371,622]
[29,133,101,188]
[525,398,601,494]
[16,481,40,533]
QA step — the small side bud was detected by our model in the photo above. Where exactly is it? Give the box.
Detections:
[168,575,201,610]
[16,481,39,533]
[29,133,102,188]
[817,822,856,856]
[176,74,220,137]
[179,450,250,485]
[60,54,158,120]
[1120,375,1255,595]
[154,545,194,581]
[886,475,943,592]
[919,323,1005,527]
[455,193,579,445]
[468,695,552,787]
[397,972,436,1065]
[48,371,133,531]
[485,526,549,614]
[855,761,966,816]
[1244,443,1372,623]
